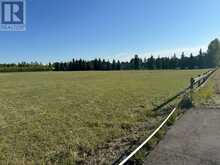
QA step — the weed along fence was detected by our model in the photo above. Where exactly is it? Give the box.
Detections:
[113,69,217,165]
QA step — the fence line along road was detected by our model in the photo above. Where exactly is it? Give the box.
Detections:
[153,69,217,111]
[113,68,217,165]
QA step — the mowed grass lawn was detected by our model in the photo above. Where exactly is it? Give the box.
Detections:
[0,70,204,164]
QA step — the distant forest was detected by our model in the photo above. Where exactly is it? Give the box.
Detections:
[0,39,220,72]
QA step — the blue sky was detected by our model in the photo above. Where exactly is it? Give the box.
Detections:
[0,0,220,63]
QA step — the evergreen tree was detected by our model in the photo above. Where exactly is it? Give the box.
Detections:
[206,38,220,67]
[197,49,204,68]
[188,53,194,69]
[133,54,141,69]
[116,60,121,70]
[112,59,116,70]
[170,54,178,69]
[155,56,162,69]
[148,56,155,70]
[180,52,186,69]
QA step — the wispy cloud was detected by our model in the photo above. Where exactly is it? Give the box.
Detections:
[109,45,208,62]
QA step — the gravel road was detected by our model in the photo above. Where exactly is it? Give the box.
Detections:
[144,108,220,165]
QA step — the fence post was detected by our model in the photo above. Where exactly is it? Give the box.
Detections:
[198,79,201,87]
[198,75,201,87]
[203,76,206,84]
[190,77,195,90]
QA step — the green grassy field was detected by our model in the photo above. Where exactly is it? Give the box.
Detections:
[0,70,205,164]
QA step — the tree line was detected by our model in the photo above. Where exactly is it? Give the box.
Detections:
[53,39,220,71]
[0,38,219,72]
[53,59,121,71]
[0,62,52,72]
[51,51,208,71]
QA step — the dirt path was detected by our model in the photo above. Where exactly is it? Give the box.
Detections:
[144,71,220,165]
